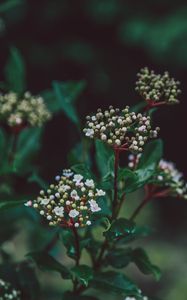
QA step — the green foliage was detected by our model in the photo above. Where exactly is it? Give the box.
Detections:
[13,127,43,174]
[52,80,85,125]
[27,251,71,279]
[104,218,150,243]
[71,265,93,287]
[132,248,161,281]
[5,47,26,94]
[0,199,26,211]
[91,271,140,297]
[119,139,163,194]
[95,140,114,177]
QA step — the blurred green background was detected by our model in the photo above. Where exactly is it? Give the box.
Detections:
[0,0,187,299]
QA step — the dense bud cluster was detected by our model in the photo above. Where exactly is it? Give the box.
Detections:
[128,155,187,199]
[83,106,159,153]
[0,91,51,127]
[135,67,181,105]
[25,169,105,228]
[0,279,21,300]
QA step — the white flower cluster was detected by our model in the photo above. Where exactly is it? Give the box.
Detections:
[135,67,181,105]
[0,91,51,128]
[158,160,187,199]
[83,106,159,153]
[0,279,21,300]
[128,155,187,199]
[25,169,105,228]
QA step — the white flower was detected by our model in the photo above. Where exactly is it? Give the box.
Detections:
[55,175,60,181]
[85,179,95,188]
[54,206,64,217]
[69,209,79,218]
[74,222,80,227]
[63,169,73,177]
[96,189,106,196]
[24,200,32,207]
[73,174,83,183]
[85,128,94,137]
[86,220,92,226]
[70,190,79,200]
[89,199,101,212]
[138,125,146,132]
[59,185,71,193]
[40,198,50,205]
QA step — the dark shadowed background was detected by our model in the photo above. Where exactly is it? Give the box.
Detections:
[0,1,187,299]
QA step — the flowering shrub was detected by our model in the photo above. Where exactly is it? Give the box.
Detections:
[0,55,186,300]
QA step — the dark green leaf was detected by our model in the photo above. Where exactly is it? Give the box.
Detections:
[68,140,91,166]
[71,265,93,287]
[105,248,132,269]
[0,200,26,212]
[13,127,43,174]
[53,81,85,125]
[91,271,140,296]
[60,229,76,259]
[95,140,114,177]
[137,139,163,171]
[104,218,151,244]
[71,163,94,179]
[104,218,136,242]
[28,172,48,189]
[120,140,163,194]
[132,248,161,280]
[5,47,26,94]
[27,251,71,279]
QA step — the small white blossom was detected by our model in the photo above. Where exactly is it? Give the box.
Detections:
[73,174,83,183]
[89,199,101,212]
[85,179,95,188]
[54,206,64,217]
[96,189,106,196]
[69,209,79,218]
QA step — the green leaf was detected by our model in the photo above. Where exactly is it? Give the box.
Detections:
[53,81,85,125]
[104,218,150,244]
[71,163,94,179]
[118,168,139,194]
[91,271,140,296]
[119,140,163,194]
[95,140,114,177]
[71,265,93,287]
[13,127,43,174]
[27,251,71,279]
[105,248,132,269]
[28,172,48,189]
[0,200,26,212]
[5,47,26,94]
[132,248,161,281]
[0,0,22,13]
[104,218,136,242]
[137,139,163,172]
[61,229,76,259]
